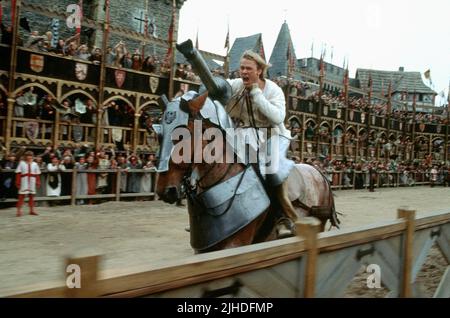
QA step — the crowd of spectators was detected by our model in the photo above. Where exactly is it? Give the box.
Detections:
[1,22,202,82]
[290,156,450,189]
[0,144,157,205]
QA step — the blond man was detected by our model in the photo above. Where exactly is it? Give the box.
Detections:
[226,50,297,238]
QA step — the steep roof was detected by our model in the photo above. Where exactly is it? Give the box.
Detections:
[229,34,265,72]
[268,22,297,78]
[356,68,436,95]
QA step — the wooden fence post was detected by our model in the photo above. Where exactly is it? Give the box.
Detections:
[70,168,77,206]
[153,172,159,201]
[397,208,416,298]
[296,217,321,298]
[115,170,121,202]
[65,255,101,297]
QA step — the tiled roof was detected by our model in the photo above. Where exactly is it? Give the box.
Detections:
[356,68,436,95]
[229,34,264,72]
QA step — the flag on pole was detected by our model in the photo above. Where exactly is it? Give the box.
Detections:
[447,81,450,113]
[424,69,433,85]
[330,46,334,64]
[223,22,230,77]
[105,0,110,26]
[195,29,199,49]
[144,15,149,36]
[342,66,349,102]
[319,52,325,78]
[11,0,16,25]
[387,82,392,114]
[165,3,175,60]
[224,26,230,51]
[76,0,83,35]
[311,41,314,58]
[286,42,296,77]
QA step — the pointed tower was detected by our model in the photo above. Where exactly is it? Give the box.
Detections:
[269,21,297,78]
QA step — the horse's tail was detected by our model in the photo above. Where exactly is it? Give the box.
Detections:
[328,191,341,229]
[311,165,341,229]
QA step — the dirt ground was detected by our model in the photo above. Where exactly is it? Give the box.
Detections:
[0,186,449,297]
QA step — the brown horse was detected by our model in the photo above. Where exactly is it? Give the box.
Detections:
[156,92,339,253]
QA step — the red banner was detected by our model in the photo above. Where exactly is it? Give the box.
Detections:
[76,0,83,35]
[165,6,175,60]
[11,0,16,25]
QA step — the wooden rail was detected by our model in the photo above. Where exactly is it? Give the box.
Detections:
[7,209,450,298]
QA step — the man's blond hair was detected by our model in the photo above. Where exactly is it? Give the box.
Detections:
[241,50,271,80]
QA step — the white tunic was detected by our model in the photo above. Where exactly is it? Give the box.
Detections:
[226,78,291,139]
[226,79,291,174]
[15,161,41,194]
[46,163,66,196]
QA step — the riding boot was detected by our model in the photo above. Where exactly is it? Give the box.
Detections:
[16,194,25,217]
[274,180,298,238]
[29,195,38,216]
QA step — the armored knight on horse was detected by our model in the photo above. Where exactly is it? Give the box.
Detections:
[156,40,340,253]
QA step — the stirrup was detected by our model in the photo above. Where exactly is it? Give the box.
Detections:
[276,217,296,239]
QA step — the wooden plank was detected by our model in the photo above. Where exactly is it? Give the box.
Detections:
[119,193,155,198]
[318,221,406,252]
[8,209,450,298]
[70,168,77,206]
[266,258,303,294]
[315,248,354,295]
[6,286,65,298]
[296,217,321,298]
[115,170,121,202]
[65,256,101,298]
[97,239,308,298]
[238,267,297,297]
[294,255,306,298]
[372,238,401,277]
[433,266,450,298]
[367,252,400,296]
[436,224,450,263]
[397,208,416,298]
[411,228,437,280]
[415,211,450,230]
[315,246,363,298]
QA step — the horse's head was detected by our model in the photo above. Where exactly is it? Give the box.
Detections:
[156,91,233,204]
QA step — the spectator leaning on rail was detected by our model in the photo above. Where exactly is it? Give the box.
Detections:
[225,50,297,238]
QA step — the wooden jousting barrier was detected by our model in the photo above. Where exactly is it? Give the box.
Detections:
[7,209,450,298]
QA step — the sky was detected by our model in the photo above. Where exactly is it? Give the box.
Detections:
[178,0,450,106]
